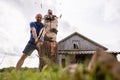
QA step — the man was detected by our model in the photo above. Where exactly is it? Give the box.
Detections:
[15,13,44,71]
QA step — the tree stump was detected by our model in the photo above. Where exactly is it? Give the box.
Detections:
[36,41,58,71]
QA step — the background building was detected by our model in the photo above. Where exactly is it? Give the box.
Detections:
[57,32,120,67]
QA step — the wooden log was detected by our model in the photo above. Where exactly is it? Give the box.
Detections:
[36,14,58,71]
[36,41,58,71]
[44,15,58,42]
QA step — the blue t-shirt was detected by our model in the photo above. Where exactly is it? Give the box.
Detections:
[29,22,44,44]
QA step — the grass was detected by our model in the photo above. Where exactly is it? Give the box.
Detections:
[0,63,115,80]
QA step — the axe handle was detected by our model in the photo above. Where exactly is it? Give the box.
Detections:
[38,29,44,39]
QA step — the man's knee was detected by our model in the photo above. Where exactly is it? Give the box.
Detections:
[20,53,28,60]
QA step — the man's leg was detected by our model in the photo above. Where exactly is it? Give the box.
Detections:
[15,42,36,71]
[15,53,28,71]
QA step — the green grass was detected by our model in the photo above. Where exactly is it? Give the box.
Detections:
[0,63,115,80]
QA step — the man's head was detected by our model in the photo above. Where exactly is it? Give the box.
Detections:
[35,13,42,22]
[48,9,53,15]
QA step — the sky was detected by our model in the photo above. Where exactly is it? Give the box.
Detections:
[0,0,120,68]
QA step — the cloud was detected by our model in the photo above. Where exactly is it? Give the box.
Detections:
[104,0,120,21]
[1,0,60,21]
[0,1,29,55]
[0,54,39,69]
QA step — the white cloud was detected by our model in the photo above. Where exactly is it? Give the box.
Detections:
[0,53,39,69]
[0,1,29,54]
[104,0,120,21]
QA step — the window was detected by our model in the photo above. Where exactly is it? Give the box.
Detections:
[72,40,80,49]
[73,43,79,49]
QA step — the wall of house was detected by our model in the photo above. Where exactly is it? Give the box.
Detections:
[58,54,93,67]
[58,35,100,51]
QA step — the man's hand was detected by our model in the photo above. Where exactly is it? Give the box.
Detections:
[35,37,39,44]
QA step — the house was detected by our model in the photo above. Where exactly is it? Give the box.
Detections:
[57,32,120,67]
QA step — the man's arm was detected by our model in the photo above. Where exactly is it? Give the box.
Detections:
[31,27,38,42]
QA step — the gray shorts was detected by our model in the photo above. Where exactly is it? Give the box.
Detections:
[23,42,37,55]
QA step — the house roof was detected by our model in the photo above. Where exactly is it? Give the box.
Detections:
[58,50,120,54]
[58,50,96,54]
[58,32,108,50]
